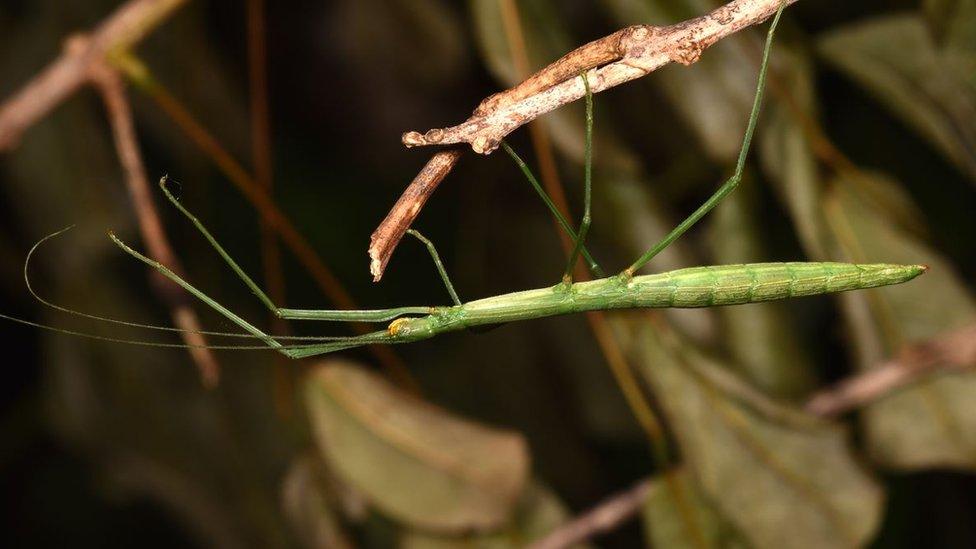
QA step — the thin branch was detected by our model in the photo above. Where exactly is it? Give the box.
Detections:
[90,58,220,387]
[0,0,189,150]
[529,478,652,549]
[533,322,976,548]
[368,149,462,281]
[402,0,798,155]
[805,323,976,417]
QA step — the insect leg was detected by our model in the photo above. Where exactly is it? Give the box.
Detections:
[110,231,391,358]
[622,4,784,277]
[157,177,429,322]
[501,143,604,278]
[563,70,594,283]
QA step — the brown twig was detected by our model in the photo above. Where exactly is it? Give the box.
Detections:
[368,149,462,281]
[530,478,653,549]
[0,0,189,151]
[402,0,797,155]
[805,323,976,417]
[90,54,220,387]
[532,323,976,548]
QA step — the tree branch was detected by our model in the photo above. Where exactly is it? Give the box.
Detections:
[368,149,462,281]
[0,0,189,151]
[402,0,797,155]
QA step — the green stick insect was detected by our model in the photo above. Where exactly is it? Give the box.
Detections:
[3,6,926,357]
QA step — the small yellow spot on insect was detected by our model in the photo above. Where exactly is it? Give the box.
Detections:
[388,318,411,337]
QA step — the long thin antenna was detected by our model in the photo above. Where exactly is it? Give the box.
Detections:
[22,226,353,341]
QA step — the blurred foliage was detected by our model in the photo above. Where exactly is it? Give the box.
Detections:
[1,1,975,548]
[631,322,882,548]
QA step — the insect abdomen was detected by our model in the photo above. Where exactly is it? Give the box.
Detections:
[628,262,927,308]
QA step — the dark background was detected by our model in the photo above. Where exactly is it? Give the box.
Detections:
[1,0,974,547]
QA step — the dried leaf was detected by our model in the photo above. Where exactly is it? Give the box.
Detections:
[633,324,884,548]
[818,14,976,183]
[400,481,588,549]
[305,360,530,532]
[825,176,976,469]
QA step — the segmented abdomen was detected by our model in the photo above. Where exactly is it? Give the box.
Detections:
[624,262,926,308]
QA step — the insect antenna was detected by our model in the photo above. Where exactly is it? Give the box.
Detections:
[21,226,355,342]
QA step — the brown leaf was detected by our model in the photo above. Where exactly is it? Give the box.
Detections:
[305,360,530,532]
[633,324,884,548]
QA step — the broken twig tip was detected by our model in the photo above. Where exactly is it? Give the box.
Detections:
[369,250,384,283]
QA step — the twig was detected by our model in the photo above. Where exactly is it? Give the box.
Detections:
[368,149,462,281]
[532,322,976,548]
[403,0,797,154]
[529,478,652,549]
[805,323,976,417]
[90,56,220,387]
[0,0,188,150]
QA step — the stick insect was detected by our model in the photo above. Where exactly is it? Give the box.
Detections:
[4,6,926,358]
